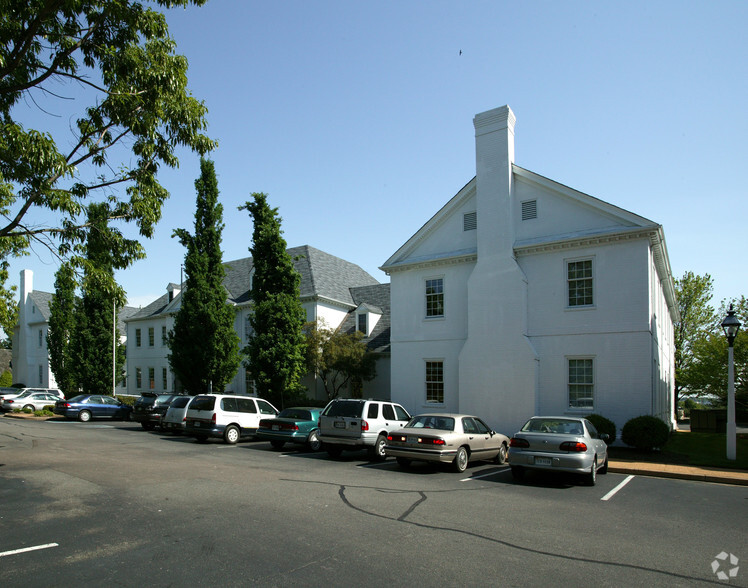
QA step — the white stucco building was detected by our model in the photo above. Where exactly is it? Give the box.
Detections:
[11,269,136,393]
[125,245,391,400]
[381,105,678,436]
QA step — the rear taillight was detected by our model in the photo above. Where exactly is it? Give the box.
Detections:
[211,413,217,424]
[361,420,369,431]
[429,438,445,446]
[7,399,14,404]
[510,437,530,448]
[559,441,588,452]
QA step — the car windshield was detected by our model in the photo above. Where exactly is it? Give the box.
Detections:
[278,409,311,420]
[324,401,363,418]
[406,415,455,431]
[521,418,584,435]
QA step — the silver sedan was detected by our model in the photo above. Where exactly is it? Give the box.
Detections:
[384,413,510,473]
[508,416,609,485]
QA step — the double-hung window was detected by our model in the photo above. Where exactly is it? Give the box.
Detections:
[426,360,444,404]
[148,327,154,347]
[568,358,594,409]
[425,278,444,318]
[567,259,593,307]
[135,329,141,347]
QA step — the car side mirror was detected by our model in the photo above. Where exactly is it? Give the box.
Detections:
[600,433,609,441]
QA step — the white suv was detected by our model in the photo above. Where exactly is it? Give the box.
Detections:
[318,398,411,460]
[184,394,278,444]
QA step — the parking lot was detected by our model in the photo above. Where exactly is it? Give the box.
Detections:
[1,417,746,587]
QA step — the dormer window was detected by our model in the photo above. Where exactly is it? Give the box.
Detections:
[357,313,367,335]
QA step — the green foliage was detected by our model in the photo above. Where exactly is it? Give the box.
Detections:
[0,0,214,305]
[0,370,12,386]
[47,263,78,396]
[304,320,377,400]
[70,204,126,395]
[168,159,241,394]
[674,272,716,403]
[586,413,616,445]
[684,297,747,410]
[241,194,306,409]
[621,415,670,451]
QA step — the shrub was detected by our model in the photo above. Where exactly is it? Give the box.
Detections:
[586,414,616,445]
[621,415,670,451]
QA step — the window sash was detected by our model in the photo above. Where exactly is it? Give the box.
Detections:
[425,278,444,317]
[568,358,593,409]
[425,361,444,403]
[568,260,593,306]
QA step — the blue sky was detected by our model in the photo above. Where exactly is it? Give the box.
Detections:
[9,0,747,312]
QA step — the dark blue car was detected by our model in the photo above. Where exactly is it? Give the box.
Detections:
[54,395,133,422]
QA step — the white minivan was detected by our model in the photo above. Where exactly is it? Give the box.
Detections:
[184,394,278,444]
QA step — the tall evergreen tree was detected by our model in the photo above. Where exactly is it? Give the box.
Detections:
[168,159,241,394]
[72,204,127,395]
[47,263,78,396]
[241,193,306,409]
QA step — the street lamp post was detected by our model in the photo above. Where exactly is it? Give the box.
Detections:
[721,304,741,460]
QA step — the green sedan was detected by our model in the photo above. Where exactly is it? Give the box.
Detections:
[257,407,323,451]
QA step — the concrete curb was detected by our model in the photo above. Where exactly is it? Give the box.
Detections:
[609,462,748,486]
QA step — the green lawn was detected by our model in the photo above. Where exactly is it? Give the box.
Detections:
[664,431,748,470]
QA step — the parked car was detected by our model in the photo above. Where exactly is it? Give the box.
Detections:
[0,387,63,408]
[132,393,185,430]
[384,413,510,473]
[184,394,279,444]
[508,416,609,486]
[161,395,195,433]
[54,395,133,422]
[318,398,411,460]
[257,407,323,451]
[2,391,63,412]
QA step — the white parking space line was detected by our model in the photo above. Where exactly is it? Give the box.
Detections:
[601,475,635,501]
[461,466,509,482]
[0,543,59,558]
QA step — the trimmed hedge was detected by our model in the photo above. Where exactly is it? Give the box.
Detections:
[586,413,616,445]
[621,415,670,451]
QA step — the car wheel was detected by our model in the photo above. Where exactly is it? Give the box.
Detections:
[396,457,411,468]
[453,446,469,473]
[511,466,525,481]
[326,445,343,458]
[195,434,209,443]
[600,455,608,475]
[23,404,35,411]
[584,457,598,486]
[78,410,92,423]
[270,440,285,449]
[370,434,387,462]
[306,430,322,452]
[224,425,240,444]
[494,443,508,465]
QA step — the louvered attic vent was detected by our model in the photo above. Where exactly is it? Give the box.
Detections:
[463,211,477,231]
[521,200,537,220]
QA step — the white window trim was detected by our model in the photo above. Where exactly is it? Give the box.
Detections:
[564,256,596,310]
[424,358,445,406]
[424,275,445,320]
[565,355,595,413]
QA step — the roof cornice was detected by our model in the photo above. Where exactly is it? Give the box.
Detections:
[382,249,477,275]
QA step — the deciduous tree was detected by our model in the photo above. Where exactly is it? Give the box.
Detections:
[0,0,214,303]
[168,158,240,394]
[304,320,377,400]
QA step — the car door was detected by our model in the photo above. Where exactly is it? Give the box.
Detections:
[584,419,608,463]
[461,417,489,457]
[86,396,106,417]
[99,396,120,417]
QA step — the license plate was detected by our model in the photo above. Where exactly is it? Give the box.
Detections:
[272,425,280,431]
[407,436,418,444]
[534,457,552,466]
[194,422,200,428]
[334,421,346,429]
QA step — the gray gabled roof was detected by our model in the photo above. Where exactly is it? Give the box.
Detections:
[338,283,391,354]
[128,245,381,321]
[29,291,53,321]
